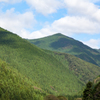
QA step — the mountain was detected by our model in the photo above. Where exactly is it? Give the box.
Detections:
[1,27,100,97]
[27,33,100,66]
[44,49,100,84]
[96,49,100,53]
[0,27,84,95]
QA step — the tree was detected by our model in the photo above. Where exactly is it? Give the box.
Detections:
[57,96,67,100]
[93,82,100,100]
[44,95,59,100]
[82,81,93,100]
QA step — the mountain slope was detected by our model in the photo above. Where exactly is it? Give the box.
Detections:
[44,49,100,84]
[27,33,100,67]
[96,49,100,53]
[94,76,100,84]
[0,27,84,95]
[0,58,46,100]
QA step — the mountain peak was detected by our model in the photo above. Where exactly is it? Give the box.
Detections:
[55,33,62,35]
[54,33,64,36]
[27,33,100,66]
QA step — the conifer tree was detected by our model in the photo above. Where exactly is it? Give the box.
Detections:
[93,82,100,100]
[82,81,93,100]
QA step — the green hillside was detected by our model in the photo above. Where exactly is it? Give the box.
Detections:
[27,33,100,67]
[93,76,100,84]
[0,27,84,95]
[44,49,100,84]
[0,59,46,100]
[96,49,100,53]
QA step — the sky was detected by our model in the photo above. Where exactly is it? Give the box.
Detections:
[0,0,100,49]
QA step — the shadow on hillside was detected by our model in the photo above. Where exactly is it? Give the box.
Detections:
[50,38,74,49]
[0,32,15,44]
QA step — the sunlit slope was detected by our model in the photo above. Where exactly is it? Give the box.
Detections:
[93,76,100,84]
[0,59,46,100]
[27,33,100,66]
[44,49,100,84]
[0,27,84,95]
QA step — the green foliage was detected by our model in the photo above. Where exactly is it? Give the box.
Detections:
[93,76,100,85]
[1,27,100,99]
[44,95,68,100]
[57,96,67,100]
[0,27,84,95]
[82,81,93,100]
[44,49,100,84]
[82,79,100,100]
[93,82,100,100]
[27,33,100,67]
[44,95,59,100]
[0,59,46,100]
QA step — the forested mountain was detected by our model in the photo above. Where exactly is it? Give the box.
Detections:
[0,27,100,100]
[96,49,100,53]
[0,27,84,95]
[44,49,100,84]
[27,33,100,67]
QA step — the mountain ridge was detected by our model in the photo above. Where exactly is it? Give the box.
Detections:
[1,27,100,97]
[0,27,85,95]
[44,49,100,84]
[27,33,100,66]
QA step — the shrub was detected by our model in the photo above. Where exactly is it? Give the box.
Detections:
[44,95,59,100]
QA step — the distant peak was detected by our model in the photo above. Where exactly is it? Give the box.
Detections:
[54,33,64,36]
[55,33,62,35]
[54,33,70,38]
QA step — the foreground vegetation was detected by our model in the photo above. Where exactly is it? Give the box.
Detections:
[0,59,99,100]
[82,78,100,100]
[0,58,82,100]
[0,59,46,100]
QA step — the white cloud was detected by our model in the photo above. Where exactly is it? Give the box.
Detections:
[24,28,54,39]
[24,0,100,40]
[0,8,36,37]
[89,0,100,3]
[0,0,22,3]
[26,15,100,39]
[64,0,95,14]
[25,0,100,17]
[0,0,6,2]
[51,16,100,34]
[64,0,100,22]
[27,0,100,40]
[25,0,63,15]
[83,39,100,49]
[0,0,100,48]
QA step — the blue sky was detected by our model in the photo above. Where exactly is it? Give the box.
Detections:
[0,0,100,49]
